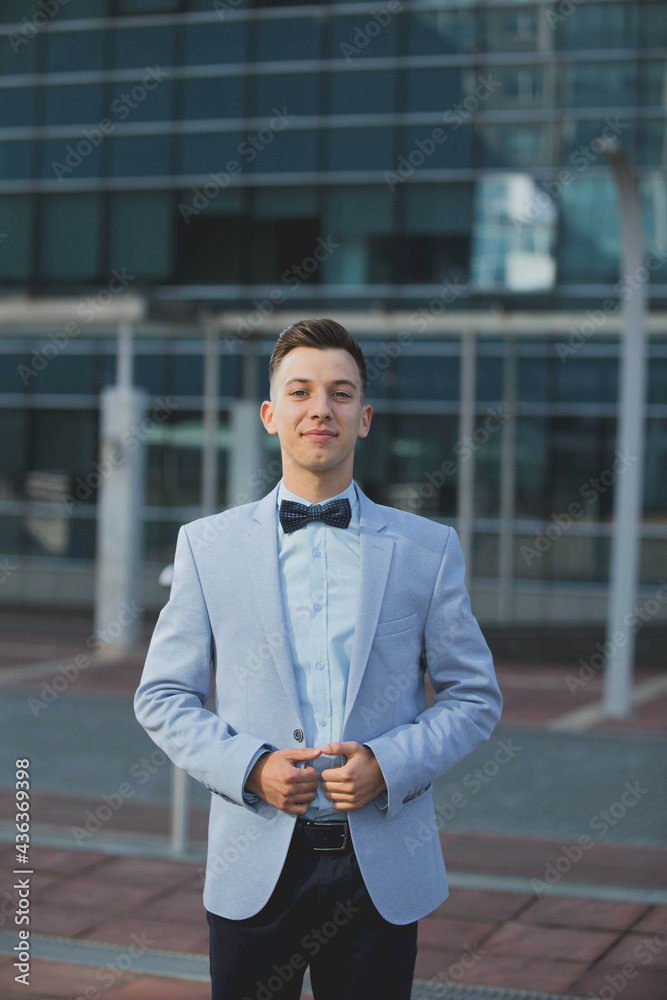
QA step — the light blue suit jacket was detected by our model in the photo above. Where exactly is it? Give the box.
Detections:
[134,478,502,924]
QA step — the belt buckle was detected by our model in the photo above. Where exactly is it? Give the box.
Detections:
[311,821,348,851]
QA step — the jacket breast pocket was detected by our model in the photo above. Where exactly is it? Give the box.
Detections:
[374,611,418,638]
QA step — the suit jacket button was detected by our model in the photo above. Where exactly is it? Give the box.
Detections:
[293,728,303,742]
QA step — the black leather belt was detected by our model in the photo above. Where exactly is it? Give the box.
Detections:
[295,817,351,851]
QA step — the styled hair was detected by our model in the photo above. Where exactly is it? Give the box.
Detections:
[268,318,368,405]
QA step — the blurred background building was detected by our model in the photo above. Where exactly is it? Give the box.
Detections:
[0,0,665,630]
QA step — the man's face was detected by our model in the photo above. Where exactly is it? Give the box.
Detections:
[261,347,371,478]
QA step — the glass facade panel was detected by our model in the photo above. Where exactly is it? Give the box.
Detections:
[108,78,173,121]
[2,86,34,127]
[42,138,102,182]
[118,0,180,11]
[558,2,638,50]
[44,85,103,127]
[409,9,476,55]
[482,7,541,53]
[471,175,556,291]
[256,73,319,117]
[111,136,171,177]
[479,123,550,168]
[184,21,247,65]
[396,355,459,402]
[405,184,473,235]
[407,68,464,113]
[331,14,398,60]
[0,409,26,500]
[557,176,619,283]
[559,62,638,108]
[113,25,174,69]
[480,65,545,111]
[179,131,250,175]
[0,141,32,181]
[183,77,244,120]
[145,409,204,507]
[515,531,610,584]
[321,186,392,285]
[0,37,37,75]
[40,194,101,280]
[515,415,617,521]
[329,127,394,171]
[645,418,667,519]
[330,70,395,115]
[109,191,173,279]
[256,17,322,62]
[355,412,460,517]
[46,29,106,73]
[249,128,317,174]
[0,196,33,280]
[403,123,472,169]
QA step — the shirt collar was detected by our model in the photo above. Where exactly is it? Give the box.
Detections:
[276,477,359,513]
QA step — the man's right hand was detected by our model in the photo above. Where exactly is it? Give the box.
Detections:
[245,747,323,814]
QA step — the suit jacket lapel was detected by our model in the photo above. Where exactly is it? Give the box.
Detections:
[245,480,395,737]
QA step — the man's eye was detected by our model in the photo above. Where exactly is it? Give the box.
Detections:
[290,391,350,397]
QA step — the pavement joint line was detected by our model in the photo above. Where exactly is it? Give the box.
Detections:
[0,931,589,999]
[547,673,667,731]
[1,824,666,905]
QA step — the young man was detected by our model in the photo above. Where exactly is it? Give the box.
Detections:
[134,317,503,1000]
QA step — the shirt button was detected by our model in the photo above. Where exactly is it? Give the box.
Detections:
[313,603,321,612]
[319,720,327,727]
[313,550,320,557]
[316,661,325,670]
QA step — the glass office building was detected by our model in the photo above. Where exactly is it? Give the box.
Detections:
[0,0,665,621]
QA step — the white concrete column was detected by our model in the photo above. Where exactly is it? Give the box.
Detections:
[228,337,264,506]
[457,331,477,590]
[94,382,148,650]
[202,328,220,516]
[603,143,649,717]
[498,334,517,623]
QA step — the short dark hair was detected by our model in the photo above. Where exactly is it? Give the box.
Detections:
[269,318,368,405]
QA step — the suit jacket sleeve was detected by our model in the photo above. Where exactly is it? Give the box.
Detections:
[363,525,503,822]
[134,524,277,807]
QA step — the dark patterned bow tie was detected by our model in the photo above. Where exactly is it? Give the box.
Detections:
[279,497,352,534]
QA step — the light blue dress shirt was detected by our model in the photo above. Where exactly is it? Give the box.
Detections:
[241,477,389,819]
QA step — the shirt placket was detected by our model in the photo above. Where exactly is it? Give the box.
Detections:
[307,518,330,814]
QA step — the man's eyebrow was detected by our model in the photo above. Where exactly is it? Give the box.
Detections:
[283,378,357,390]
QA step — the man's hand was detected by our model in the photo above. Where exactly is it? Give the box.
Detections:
[245,746,323,814]
[319,741,387,811]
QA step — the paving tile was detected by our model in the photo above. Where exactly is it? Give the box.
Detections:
[517,896,651,931]
[418,918,497,951]
[81,855,198,890]
[482,921,618,962]
[37,877,161,914]
[603,930,667,970]
[27,902,102,936]
[0,958,137,996]
[432,888,533,922]
[414,946,489,983]
[570,963,667,999]
[81,915,209,953]
[105,974,213,999]
[633,905,667,934]
[456,953,589,992]
[19,847,111,875]
[136,888,208,926]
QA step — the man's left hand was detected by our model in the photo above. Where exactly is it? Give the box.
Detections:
[318,741,387,811]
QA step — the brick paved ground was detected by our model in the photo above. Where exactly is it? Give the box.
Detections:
[0,608,665,999]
